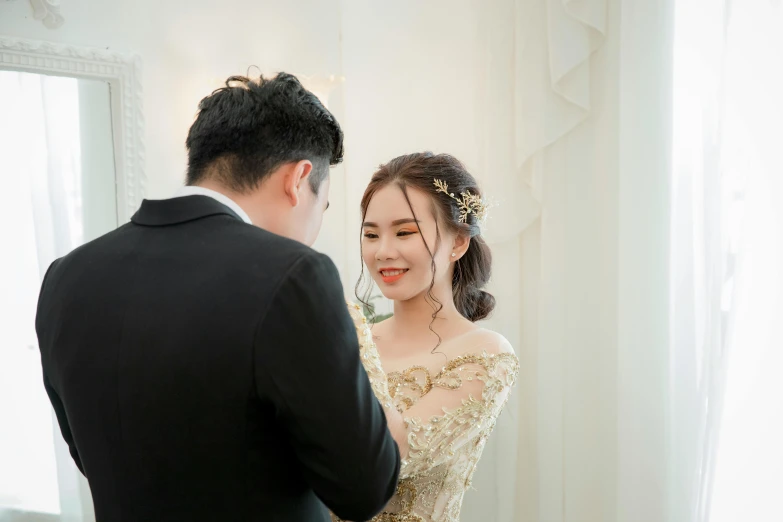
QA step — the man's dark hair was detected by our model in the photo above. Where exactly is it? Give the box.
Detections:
[185,72,344,194]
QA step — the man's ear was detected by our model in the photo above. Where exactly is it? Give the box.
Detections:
[282,160,314,207]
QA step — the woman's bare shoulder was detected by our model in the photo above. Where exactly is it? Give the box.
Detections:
[450,328,515,357]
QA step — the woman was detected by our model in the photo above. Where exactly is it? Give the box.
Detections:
[341,152,519,522]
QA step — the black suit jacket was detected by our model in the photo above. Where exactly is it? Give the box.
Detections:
[35,195,400,522]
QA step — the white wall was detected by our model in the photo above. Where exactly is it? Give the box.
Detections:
[339,0,486,291]
[0,0,343,194]
[0,0,347,263]
[339,2,528,519]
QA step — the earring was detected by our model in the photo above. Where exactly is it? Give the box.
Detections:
[451,253,457,258]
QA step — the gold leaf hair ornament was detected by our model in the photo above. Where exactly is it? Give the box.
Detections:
[433,179,490,228]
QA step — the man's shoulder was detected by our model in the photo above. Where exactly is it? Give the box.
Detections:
[56,218,324,282]
[228,223,329,272]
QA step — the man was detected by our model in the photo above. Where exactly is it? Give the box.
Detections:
[35,73,399,522]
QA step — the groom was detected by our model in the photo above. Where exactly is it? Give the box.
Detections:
[35,73,400,522]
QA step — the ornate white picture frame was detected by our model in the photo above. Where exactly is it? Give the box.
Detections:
[0,35,145,223]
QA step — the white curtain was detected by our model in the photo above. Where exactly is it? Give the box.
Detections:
[670,1,783,521]
[477,1,673,521]
[463,3,615,520]
[469,0,684,519]
[669,0,732,520]
[503,0,783,521]
[372,0,678,520]
[0,71,94,521]
[708,3,783,518]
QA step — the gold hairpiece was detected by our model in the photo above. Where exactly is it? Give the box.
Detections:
[433,179,489,226]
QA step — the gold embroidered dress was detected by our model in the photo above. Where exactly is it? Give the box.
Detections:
[339,303,519,522]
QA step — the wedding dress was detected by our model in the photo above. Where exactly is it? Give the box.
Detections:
[334,303,519,522]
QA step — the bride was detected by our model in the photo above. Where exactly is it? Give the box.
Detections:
[339,152,519,522]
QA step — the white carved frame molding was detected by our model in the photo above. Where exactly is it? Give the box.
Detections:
[0,36,146,223]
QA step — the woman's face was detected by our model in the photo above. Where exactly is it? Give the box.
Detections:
[361,184,456,302]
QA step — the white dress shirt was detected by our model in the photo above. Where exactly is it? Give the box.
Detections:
[173,186,252,225]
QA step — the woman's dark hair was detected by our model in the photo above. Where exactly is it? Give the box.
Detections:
[357,152,495,328]
[185,72,343,194]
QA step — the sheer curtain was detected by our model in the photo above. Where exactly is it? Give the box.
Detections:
[494,1,673,520]
[669,1,731,520]
[0,71,94,521]
[468,0,674,520]
[671,1,783,521]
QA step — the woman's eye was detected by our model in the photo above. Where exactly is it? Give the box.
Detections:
[363,232,378,239]
[397,230,417,237]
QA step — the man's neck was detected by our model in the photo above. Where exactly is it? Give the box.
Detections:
[182,183,253,225]
[190,181,287,233]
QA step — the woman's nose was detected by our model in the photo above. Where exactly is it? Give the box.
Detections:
[375,237,397,261]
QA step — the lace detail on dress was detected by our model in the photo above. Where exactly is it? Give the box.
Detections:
[347,302,394,410]
[334,302,519,522]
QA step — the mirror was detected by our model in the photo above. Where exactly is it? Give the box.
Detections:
[0,71,115,520]
[0,37,144,522]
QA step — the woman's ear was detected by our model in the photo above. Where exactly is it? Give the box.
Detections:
[451,232,470,261]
